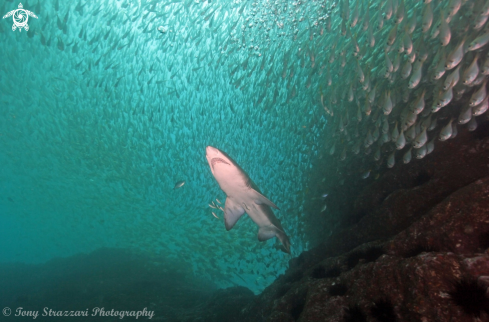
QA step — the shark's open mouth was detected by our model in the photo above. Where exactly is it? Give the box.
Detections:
[210,157,230,170]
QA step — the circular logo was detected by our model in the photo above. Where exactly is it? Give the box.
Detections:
[3,307,11,316]
[13,10,27,27]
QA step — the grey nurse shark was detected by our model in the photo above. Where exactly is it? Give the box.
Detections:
[205,146,291,253]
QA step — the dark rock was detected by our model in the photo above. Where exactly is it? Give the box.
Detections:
[344,305,367,322]
[237,137,489,321]
[302,126,489,275]
[184,286,255,322]
[449,278,489,318]
[387,176,489,257]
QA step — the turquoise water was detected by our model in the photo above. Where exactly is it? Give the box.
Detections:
[1,0,487,297]
[0,0,321,294]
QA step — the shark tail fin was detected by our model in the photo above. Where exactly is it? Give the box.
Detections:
[251,189,279,209]
[258,225,291,254]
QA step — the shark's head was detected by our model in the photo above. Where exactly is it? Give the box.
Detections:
[206,146,233,174]
[205,146,222,161]
[206,145,252,194]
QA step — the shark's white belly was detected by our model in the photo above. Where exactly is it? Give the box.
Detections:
[234,194,273,228]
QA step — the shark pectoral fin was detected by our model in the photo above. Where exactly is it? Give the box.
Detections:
[251,189,279,210]
[224,197,245,231]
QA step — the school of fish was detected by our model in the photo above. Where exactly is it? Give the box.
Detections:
[322,0,489,170]
[0,0,488,293]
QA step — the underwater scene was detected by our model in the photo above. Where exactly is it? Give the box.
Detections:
[0,0,489,321]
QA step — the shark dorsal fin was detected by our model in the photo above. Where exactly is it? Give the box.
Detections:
[224,197,245,231]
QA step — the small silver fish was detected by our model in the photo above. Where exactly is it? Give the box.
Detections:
[473,95,489,116]
[350,0,359,27]
[405,125,417,142]
[443,64,461,90]
[174,180,185,189]
[447,0,461,17]
[384,0,393,20]
[402,109,418,130]
[422,2,433,33]
[362,2,370,31]
[368,84,377,103]
[482,0,489,16]
[387,151,396,168]
[396,0,405,24]
[321,204,327,212]
[439,11,451,46]
[377,12,384,30]
[396,130,406,149]
[403,147,412,164]
[385,52,393,73]
[383,90,393,115]
[382,117,389,134]
[406,10,417,34]
[408,61,423,88]
[403,30,413,54]
[411,90,426,115]
[413,127,428,148]
[426,138,435,154]
[428,117,438,131]
[445,38,465,70]
[415,145,427,159]
[387,24,398,46]
[468,30,489,51]
[362,170,371,179]
[469,80,487,106]
[374,146,381,161]
[420,114,432,130]
[458,106,473,124]
[216,198,222,204]
[473,14,489,30]
[439,119,454,141]
[369,25,376,47]
[391,122,399,143]
[434,87,453,111]
[467,116,478,131]
[433,52,447,80]
[451,122,458,139]
[401,60,412,79]
[462,53,480,85]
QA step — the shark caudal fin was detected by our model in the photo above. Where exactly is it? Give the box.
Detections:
[224,197,245,231]
[258,225,291,254]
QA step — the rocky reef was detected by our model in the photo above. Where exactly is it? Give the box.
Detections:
[225,119,489,321]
